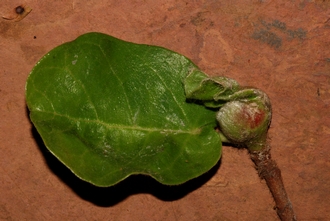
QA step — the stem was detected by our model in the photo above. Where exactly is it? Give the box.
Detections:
[249,143,297,221]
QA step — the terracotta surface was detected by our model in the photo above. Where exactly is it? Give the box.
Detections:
[1,1,329,220]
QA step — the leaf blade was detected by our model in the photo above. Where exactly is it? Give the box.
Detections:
[26,32,221,186]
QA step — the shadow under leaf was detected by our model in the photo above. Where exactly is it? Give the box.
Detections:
[31,125,222,207]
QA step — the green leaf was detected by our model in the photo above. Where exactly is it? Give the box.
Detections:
[184,69,240,108]
[26,32,221,187]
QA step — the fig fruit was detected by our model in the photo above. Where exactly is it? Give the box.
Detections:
[216,89,272,151]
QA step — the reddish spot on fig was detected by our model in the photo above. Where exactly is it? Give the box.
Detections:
[253,111,265,128]
[240,104,266,129]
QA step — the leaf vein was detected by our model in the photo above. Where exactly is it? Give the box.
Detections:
[63,52,100,120]
[35,110,201,135]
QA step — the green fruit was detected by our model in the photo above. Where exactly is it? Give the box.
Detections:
[216,92,271,151]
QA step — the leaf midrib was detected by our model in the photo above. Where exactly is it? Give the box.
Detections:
[33,110,203,135]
